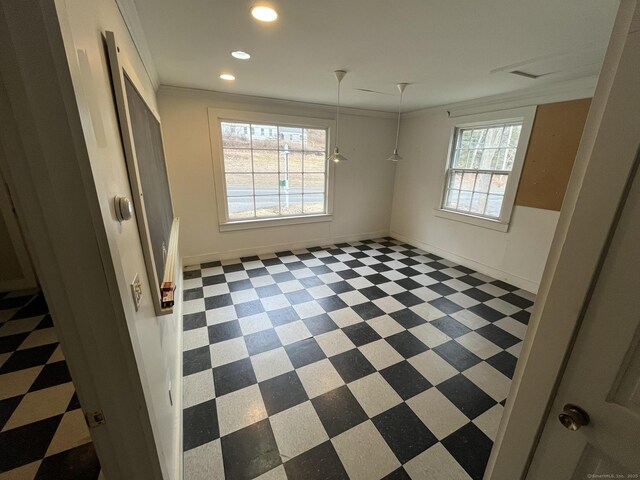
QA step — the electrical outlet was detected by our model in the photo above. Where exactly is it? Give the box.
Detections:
[131,273,142,311]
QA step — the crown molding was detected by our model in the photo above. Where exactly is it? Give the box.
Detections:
[157,85,398,119]
[159,75,598,121]
[402,76,598,119]
[114,0,159,90]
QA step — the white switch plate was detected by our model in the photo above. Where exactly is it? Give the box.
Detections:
[131,273,142,311]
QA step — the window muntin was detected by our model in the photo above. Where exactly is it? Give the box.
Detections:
[220,122,328,221]
[443,122,522,219]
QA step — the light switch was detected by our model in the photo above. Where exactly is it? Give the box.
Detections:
[131,273,142,311]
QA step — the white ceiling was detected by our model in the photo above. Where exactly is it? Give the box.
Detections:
[132,0,619,112]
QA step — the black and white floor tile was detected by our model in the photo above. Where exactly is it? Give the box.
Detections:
[0,290,101,479]
[181,238,533,480]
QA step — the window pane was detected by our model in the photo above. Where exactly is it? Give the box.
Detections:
[305,129,326,151]
[488,149,506,170]
[251,124,278,149]
[254,173,279,195]
[304,152,326,173]
[458,129,472,149]
[303,174,325,193]
[279,173,302,194]
[303,194,324,214]
[223,149,252,173]
[475,173,491,193]
[221,122,251,148]
[503,148,517,170]
[485,127,504,147]
[490,173,508,194]
[461,172,476,190]
[228,196,255,219]
[486,194,504,217]
[253,150,278,173]
[453,149,470,168]
[445,121,522,218]
[255,195,280,217]
[470,148,484,169]
[470,193,488,214]
[219,120,328,223]
[279,127,303,150]
[280,194,303,216]
[445,189,459,209]
[470,129,486,148]
[449,171,463,189]
[502,125,521,147]
[226,174,253,196]
[279,151,302,173]
[457,190,472,211]
[480,148,500,170]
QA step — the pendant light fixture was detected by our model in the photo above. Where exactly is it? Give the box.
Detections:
[328,70,348,163]
[387,83,409,162]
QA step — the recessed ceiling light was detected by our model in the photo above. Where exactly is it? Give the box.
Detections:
[231,51,251,60]
[220,74,235,81]
[251,5,278,22]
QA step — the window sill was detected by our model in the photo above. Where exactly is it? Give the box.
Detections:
[219,214,333,232]
[434,208,510,232]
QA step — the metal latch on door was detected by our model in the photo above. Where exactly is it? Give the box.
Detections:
[558,404,590,431]
[85,410,106,429]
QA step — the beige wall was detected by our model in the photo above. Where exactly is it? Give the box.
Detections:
[390,109,563,293]
[158,87,398,264]
[60,1,180,478]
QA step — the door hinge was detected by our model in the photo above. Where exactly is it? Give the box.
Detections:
[85,410,106,428]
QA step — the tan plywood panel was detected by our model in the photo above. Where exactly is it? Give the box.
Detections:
[515,98,592,211]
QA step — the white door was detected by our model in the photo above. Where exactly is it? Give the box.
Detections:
[526,64,640,480]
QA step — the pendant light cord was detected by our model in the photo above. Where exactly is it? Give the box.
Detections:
[335,78,341,149]
[394,89,403,151]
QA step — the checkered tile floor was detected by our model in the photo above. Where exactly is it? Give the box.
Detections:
[0,290,101,479]
[181,238,533,480]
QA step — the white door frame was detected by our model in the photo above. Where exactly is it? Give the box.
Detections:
[0,1,162,478]
[0,167,37,291]
[486,1,640,478]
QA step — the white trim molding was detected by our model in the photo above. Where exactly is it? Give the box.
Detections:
[114,0,159,89]
[437,106,537,231]
[403,76,597,120]
[161,85,397,119]
[208,108,336,231]
[219,214,333,232]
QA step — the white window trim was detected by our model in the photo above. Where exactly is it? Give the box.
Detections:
[208,108,336,231]
[435,106,537,232]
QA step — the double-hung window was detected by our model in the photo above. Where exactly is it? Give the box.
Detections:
[439,107,536,231]
[209,109,334,231]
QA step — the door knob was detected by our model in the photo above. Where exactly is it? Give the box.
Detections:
[558,404,590,431]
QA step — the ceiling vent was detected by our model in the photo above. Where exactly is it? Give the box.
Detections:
[492,46,606,82]
[510,70,543,79]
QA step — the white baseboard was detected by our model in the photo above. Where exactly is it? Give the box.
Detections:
[390,230,539,293]
[173,260,184,480]
[182,230,390,267]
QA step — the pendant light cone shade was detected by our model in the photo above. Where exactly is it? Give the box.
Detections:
[329,148,348,163]
[387,150,403,162]
[387,83,409,162]
[328,70,348,163]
